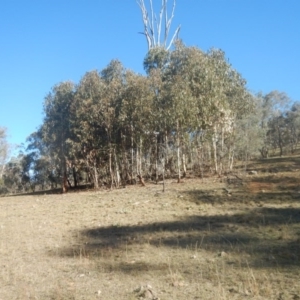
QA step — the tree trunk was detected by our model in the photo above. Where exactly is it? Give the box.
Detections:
[131,129,134,184]
[155,135,158,183]
[228,145,235,171]
[212,127,218,174]
[182,153,187,178]
[114,148,120,188]
[176,120,181,183]
[93,160,99,189]
[121,131,128,187]
[62,160,68,193]
[109,148,114,189]
[60,141,68,193]
[162,132,167,192]
[136,145,140,178]
[73,166,78,188]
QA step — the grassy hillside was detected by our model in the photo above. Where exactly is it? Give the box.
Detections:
[1,156,300,299]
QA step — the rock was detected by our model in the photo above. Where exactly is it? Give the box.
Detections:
[248,170,258,175]
[219,251,227,257]
[134,284,159,299]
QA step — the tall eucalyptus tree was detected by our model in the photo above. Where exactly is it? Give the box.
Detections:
[74,70,106,189]
[121,70,154,183]
[101,60,126,188]
[0,127,9,180]
[42,81,75,193]
[257,91,291,157]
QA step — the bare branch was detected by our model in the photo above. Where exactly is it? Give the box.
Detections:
[157,0,164,45]
[137,0,180,50]
[137,0,153,49]
[164,0,176,48]
[149,0,156,47]
[166,25,181,50]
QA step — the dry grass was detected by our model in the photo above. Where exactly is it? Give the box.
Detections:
[1,156,300,299]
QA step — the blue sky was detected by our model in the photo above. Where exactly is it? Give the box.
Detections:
[0,0,299,147]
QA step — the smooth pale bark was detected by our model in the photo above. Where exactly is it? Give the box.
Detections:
[61,158,68,193]
[137,0,180,50]
[155,135,158,183]
[114,148,120,188]
[93,161,99,189]
[108,148,113,189]
[212,126,218,174]
[176,120,181,183]
[72,166,78,188]
[131,134,134,184]
[228,148,235,171]
[182,153,187,177]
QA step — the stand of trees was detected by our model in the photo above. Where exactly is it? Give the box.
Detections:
[0,2,298,194]
[1,44,298,194]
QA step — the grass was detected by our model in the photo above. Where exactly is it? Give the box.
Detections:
[1,156,300,299]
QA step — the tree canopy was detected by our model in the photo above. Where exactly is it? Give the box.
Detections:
[0,3,297,194]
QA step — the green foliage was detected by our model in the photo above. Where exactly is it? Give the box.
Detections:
[144,47,170,74]
[17,43,296,191]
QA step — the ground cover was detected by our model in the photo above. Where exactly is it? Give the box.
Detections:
[1,156,300,299]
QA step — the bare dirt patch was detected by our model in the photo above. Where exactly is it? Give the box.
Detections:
[1,158,300,299]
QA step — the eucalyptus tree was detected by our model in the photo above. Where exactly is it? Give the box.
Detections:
[137,0,184,181]
[3,156,23,193]
[41,81,75,192]
[286,103,300,153]
[2,150,36,193]
[120,70,154,183]
[26,130,60,190]
[233,101,265,169]
[161,42,200,181]
[257,91,291,157]
[159,43,253,175]
[73,61,126,189]
[267,114,289,157]
[0,127,10,180]
[200,48,253,173]
[100,60,126,188]
[18,151,38,192]
[144,46,170,74]
[74,70,107,189]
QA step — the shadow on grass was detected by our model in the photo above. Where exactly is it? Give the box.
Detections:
[250,175,300,187]
[99,261,169,275]
[183,188,300,205]
[246,155,300,173]
[54,207,300,271]
[5,184,94,197]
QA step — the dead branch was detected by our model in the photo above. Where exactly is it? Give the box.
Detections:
[137,0,180,50]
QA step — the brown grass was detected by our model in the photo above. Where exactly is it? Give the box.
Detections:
[1,156,300,299]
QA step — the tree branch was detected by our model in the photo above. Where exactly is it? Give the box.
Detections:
[137,0,180,50]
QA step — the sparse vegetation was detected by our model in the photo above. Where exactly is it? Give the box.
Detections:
[0,2,299,299]
[1,155,300,299]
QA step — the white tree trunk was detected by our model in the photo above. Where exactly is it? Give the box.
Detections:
[212,126,218,174]
[137,0,181,50]
[177,120,181,182]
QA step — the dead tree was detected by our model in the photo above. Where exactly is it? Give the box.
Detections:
[137,0,181,50]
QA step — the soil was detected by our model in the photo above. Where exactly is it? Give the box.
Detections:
[1,156,300,299]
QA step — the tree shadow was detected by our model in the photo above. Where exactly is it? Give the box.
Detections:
[182,187,300,206]
[53,206,300,270]
[246,156,300,173]
[250,174,299,184]
[4,184,94,197]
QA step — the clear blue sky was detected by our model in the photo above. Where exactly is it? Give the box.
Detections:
[0,0,299,147]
